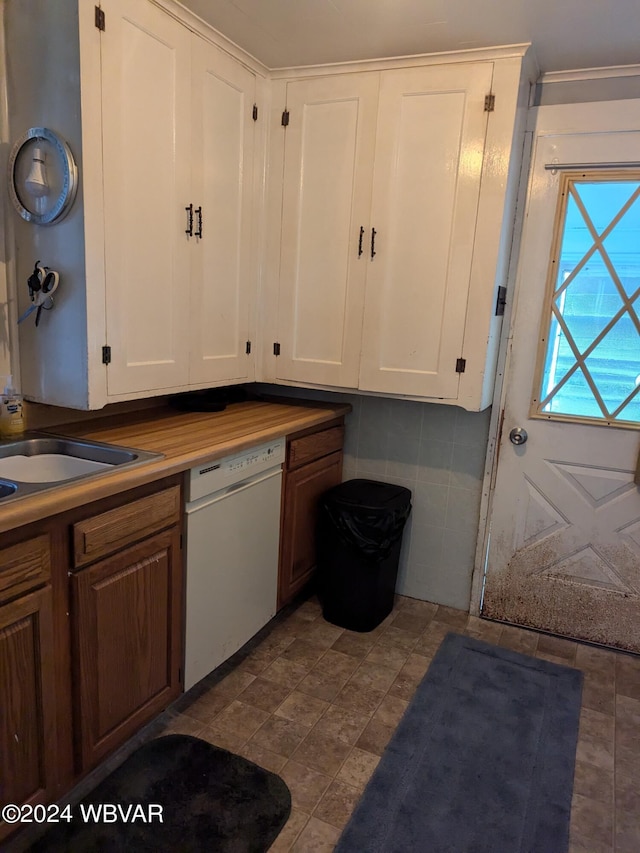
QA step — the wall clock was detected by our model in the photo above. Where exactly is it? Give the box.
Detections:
[8,127,78,225]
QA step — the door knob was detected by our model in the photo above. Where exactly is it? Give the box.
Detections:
[509,427,528,446]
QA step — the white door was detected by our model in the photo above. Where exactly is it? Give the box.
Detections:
[102,0,191,396]
[358,62,493,398]
[189,37,256,386]
[482,102,640,652]
[275,73,379,388]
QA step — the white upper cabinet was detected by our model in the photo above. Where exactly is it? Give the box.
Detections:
[274,74,379,388]
[10,0,260,409]
[101,0,192,396]
[266,49,533,410]
[103,2,257,397]
[359,63,493,399]
[189,37,256,387]
[10,1,531,411]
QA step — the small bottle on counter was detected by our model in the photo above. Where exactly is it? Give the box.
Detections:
[0,375,25,439]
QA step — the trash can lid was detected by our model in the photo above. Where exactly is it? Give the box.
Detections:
[325,478,411,511]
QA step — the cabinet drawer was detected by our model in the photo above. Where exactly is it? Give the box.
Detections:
[288,426,344,470]
[0,535,51,602]
[73,485,181,568]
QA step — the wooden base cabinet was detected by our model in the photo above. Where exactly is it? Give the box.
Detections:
[278,422,344,608]
[71,528,182,770]
[0,477,184,844]
[0,587,56,840]
[0,533,57,844]
[70,484,183,772]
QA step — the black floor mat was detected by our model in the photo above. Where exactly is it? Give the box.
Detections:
[30,734,291,852]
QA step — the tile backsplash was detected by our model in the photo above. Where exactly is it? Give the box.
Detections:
[257,385,491,611]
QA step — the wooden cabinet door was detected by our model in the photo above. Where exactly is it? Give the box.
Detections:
[101,0,192,396]
[189,37,256,386]
[71,527,182,770]
[0,587,56,839]
[275,73,379,388]
[359,62,494,398]
[279,450,343,608]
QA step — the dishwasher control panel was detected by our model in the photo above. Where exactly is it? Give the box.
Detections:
[187,438,285,503]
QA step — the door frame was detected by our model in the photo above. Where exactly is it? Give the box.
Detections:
[470,97,640,615]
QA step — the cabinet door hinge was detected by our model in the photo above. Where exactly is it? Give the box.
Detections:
[484,93,495,112]
[273,342,281,356]
[281,109,290,127]
[455,357,466,373]
[252,104,258,121]
[95,5,105,31]
[102,345,111,365]
[495,285,507,316]
[246,340,252,354]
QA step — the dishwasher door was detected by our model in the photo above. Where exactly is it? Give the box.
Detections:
[184,466,282,690]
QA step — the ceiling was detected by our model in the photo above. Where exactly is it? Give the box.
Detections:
[178,0,640,74]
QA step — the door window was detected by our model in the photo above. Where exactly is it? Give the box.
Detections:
[533,173,640,427]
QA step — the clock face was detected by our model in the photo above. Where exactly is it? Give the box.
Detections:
[8,127,78,225]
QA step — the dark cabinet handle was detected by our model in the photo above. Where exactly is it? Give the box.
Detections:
[358,226,365,257]
[371,227,377,259]
[195,206,203,239]
[185,204,193,236]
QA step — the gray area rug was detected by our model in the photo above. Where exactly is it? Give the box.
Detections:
[336,632,583,853]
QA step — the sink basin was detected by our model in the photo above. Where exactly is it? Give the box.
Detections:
[0,433,163,502]
[0,454,112,483]
[0,480,17,499]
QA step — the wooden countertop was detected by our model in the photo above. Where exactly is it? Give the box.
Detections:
[0,399,350,534]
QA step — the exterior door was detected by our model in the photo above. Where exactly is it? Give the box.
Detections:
[481,102,640,652]
[102,0,191,395]
[189,37,256,386]
[275,73,379,388]
[358,62,493,398]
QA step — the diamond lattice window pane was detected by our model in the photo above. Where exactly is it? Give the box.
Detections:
[573,182,639,235]
[618,388,640,422]
[583,312,640,415]
[542,365,601,418]
[601,195,640,299]
[536,176,640,427]
[558,266,624,349]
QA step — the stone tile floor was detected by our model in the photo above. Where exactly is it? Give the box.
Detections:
[158,595,640,853]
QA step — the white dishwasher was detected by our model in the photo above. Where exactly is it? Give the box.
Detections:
[184,437,285,690]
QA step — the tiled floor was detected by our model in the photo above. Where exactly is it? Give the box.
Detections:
[157,595,640,853]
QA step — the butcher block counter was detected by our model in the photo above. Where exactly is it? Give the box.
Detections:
[0,399,351,535]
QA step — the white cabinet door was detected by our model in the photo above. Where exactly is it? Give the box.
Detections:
[189,38,256,386]
[359,63,493,398]
[102,0,191,396]
[275,73,379,388]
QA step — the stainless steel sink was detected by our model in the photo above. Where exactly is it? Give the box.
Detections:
[0,433,163,502]
[0,480,17,499]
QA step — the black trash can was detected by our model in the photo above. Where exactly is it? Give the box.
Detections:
[317,479,412,632]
